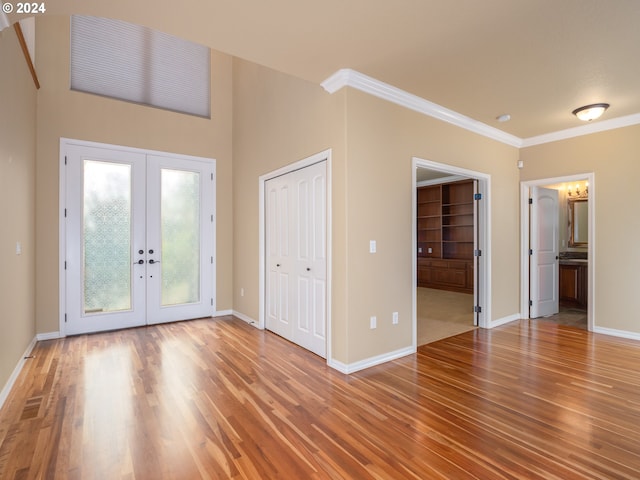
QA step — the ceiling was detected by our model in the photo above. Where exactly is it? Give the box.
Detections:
[192,0,640,141]
[10,1,640,141]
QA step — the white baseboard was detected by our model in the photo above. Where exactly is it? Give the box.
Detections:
[490,313,521,328]
[592,326,640,342]
[213,309,233,317]
[0,336,37,411]
[328,346,416,374]
[232,310,261,329]
[36,331,62,341]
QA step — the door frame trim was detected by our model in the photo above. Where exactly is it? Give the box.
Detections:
[258,149,332,361]
[519,173,595,331]
[59,137,217,337]
[412,157,491,345]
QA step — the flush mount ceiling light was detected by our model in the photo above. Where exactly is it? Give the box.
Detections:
[496,114,511,122]
[572,103,610,122]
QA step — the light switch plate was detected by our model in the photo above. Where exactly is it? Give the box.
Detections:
[370,240,376,253]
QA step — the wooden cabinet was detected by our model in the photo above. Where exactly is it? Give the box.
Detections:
[417,180,474,294]
[559,263,588,309]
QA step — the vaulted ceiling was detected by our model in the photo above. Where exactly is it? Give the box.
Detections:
[12,0,640,143]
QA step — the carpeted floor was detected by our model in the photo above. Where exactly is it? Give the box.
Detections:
[417,288,588,346]
[417,287,476,345]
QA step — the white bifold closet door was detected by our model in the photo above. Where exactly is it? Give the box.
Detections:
[265,161,327,358]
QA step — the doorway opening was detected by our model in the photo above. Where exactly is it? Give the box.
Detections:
[412,158,490,348]
[520,174,594,331]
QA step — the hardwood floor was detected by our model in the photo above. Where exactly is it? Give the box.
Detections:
[1,317,640,479]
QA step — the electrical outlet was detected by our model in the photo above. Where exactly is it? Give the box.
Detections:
[16,242,22,255]
[370,240,377,253]
[392,312,399,325]
[427,247,433,254]
[240,288,244,297]
[370,316,377,329]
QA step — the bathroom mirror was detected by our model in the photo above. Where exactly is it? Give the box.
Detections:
[568,199,588,247]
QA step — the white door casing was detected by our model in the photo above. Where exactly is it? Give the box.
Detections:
[63,140,215,335]
[530,186,559,318]
[265,160,327,358]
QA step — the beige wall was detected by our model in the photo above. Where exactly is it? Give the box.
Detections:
[232,59,521,365]
[0,26,37,389]
[35,16,234,334]
[344,90,521,362]
[520,126,640,333]
[231,58,349,357]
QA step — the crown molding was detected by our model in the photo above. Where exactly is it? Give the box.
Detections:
[322,69,522,147]
[521,112,640,147]
[321,68,640,149]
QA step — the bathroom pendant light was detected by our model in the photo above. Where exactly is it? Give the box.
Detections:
[572,103,609,122]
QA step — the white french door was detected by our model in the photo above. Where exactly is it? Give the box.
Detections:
[64,143,215,335]
[265,160,327,358]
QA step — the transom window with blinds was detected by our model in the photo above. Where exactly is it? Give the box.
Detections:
[70,16,211,118]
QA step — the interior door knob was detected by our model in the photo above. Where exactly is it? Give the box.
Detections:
[138,259,144,265]
[306,267,311,271]
[138,249,144,255]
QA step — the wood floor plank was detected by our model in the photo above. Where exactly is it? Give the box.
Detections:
[1,317,640,479]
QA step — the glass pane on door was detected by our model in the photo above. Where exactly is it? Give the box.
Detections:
[161,169,200,306]
[83,160,132,314]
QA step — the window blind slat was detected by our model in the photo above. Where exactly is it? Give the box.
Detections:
[71,16,210,118]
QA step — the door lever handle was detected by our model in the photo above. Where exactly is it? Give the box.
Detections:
[133,259,144,265]
[148,259,161,264]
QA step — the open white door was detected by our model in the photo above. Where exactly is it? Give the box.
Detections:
[473,179,479,326]
[530,186,559,318]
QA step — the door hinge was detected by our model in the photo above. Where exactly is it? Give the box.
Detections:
[211,214,214,222]
[65,313,67,323]
[529,300,533,307]
[64,261,67,270]
[64,208,67,218]
[211,256,213,264]
[64,155,67,165]
[474,249,482,257]
[211,173,214,181]
[474,305,482,313]
[529,198,533,204]
[529,249,533,256]
[211,298,214,306]
[474,193,482,200]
